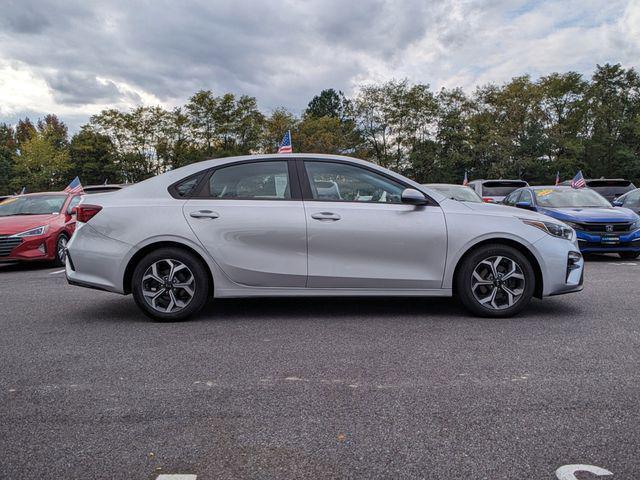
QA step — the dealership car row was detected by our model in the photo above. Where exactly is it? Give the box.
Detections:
[1,155,639,322]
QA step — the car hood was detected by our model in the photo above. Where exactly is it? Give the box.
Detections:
[457,200,556,222]
[0,214,59,235]
[538,207,638,223]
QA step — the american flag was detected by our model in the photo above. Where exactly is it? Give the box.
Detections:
[462,170,469,186]
[570,170,586,189]
[64,176,84,194]
[555,171,560,186]
[277,130,292,153]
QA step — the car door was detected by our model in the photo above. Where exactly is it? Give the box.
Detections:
[299,159,447,289]
[183,159,307,287]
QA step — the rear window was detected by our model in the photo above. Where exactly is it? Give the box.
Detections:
[586,180,635,199]
[482,181,528,197]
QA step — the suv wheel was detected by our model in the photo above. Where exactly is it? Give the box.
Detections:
[456,245,536,318]
[132,248,210,321]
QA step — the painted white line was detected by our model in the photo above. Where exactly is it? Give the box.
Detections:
[49,269,66,275]
[156,475,197,480]
[607,262,637,266]
[556,464,612,480]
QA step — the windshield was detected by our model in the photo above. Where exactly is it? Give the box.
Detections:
[0,195,66,216]
[426,185,482,202]
[534,188,612,208]
[481,181,528,196]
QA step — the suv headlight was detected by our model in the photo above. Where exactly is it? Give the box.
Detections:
[10,225,48,237]
[631,218,640,232]
[521,218,575,241]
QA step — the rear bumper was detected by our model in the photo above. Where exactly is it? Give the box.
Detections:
[65,224,131,294]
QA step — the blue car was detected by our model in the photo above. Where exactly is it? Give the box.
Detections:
[503,186,640,259]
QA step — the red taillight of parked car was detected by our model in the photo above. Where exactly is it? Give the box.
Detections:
[75,204,102,223]
[482,197,494,203]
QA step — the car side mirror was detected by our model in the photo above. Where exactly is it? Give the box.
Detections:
[612,199,623,207]
[70,206,78,216]
[401,188,428,206]
[515,201,535,211]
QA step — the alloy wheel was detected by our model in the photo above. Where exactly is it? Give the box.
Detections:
[471,256,526,310]
[57,236,68,262]
[141,259,196,313]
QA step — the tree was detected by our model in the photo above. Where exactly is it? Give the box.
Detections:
[306,89,350,120]
[0,123,17,195]
[12,133,70,191]
[69,127,117,185]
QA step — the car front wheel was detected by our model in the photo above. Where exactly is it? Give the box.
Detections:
[53,234,69,267]
[456,245,536,318]
[132,248,210,321]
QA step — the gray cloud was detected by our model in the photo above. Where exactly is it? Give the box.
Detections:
[0,0,637,130]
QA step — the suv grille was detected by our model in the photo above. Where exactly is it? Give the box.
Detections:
[574,222,632,233]
[0,236,22,257]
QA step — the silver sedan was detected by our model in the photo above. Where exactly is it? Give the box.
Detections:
[66,154,584,321]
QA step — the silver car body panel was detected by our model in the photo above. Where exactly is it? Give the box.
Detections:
[66,154,583,301]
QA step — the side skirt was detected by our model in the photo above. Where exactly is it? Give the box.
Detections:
[214,287,452,298]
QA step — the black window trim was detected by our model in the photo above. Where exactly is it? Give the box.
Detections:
[169,158,302,201]
[297,158,439,206]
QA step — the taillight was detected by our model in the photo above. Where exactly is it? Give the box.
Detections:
[75,204,102,223]
[482,197,494,203]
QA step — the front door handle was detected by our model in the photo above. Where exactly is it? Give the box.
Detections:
[311,212,341,221]
[189,210,219,219]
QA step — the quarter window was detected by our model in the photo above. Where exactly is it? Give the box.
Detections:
[207,161,291,199]
[304,162,404,203]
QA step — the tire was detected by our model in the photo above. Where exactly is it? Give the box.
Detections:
[131,247,210,322]
[619,252,640,260]
[53,233,69,267]
[455,244,536,318]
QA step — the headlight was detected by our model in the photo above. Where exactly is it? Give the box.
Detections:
[631,218,640,231]
[564,221,582,231]
[520,218,575,241]
[10,225,48,237]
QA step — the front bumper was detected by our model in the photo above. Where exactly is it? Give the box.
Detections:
[0,234,55,262]
[576,229,640,254]
[533,235,585,297]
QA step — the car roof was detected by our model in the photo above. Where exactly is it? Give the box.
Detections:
[423,183,470,188]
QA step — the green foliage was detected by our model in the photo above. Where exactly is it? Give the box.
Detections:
[3,63,640,193]
[12,132,70,191]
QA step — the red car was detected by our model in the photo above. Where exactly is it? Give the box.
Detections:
[0,192,82,266]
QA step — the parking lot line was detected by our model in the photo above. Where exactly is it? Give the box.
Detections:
[49,269,66,275]
[156,475,197,480]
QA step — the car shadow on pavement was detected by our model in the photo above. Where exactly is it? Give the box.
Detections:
[0,261,58,273]
[73,294,581,325]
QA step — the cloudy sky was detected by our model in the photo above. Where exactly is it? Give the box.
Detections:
[1,0,639,131]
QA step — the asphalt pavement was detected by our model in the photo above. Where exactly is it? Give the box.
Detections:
[0,257,639,479]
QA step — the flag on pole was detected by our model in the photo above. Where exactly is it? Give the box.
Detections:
[570,170,586,189]
[64,176,84,194]
[555,171,560,186]
[277,130,292,153]
[462,170,469,186]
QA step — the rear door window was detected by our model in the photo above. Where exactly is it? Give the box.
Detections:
[207,161,291,200]
[482,181,528,197]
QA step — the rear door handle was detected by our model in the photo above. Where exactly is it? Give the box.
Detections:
[311,212,341,221]
[189,210,219,219]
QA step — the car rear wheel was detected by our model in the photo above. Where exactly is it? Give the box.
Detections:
[619,252,640,260]
[53,234,68,267]
[132,248,210,321]
[456,245,536,318]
